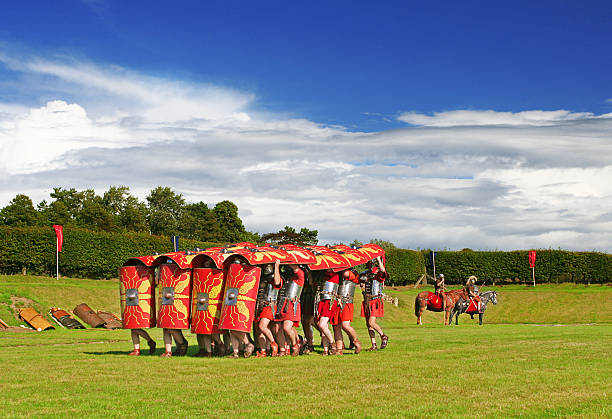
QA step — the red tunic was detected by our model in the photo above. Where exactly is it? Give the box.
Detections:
[276,268,304,327]
[316,270,340,320]
[360,267,388,318]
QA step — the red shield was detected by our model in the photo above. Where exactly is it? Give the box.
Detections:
[119,266,156,329]
[156,263,192,329]
[191,268,225,334]
[219,263,261,332]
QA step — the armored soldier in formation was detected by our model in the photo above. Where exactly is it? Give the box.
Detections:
[360,257,389,351]
[275,264,305,356]
[315,269,340,355]
[331,268,362,355]
[254,261,281,357]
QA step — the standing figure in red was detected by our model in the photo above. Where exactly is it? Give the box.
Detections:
[316,269,340,355]
[331,268,362,355]
[275,264,305,356]
[360,257,389,351]
[254,261,281,357]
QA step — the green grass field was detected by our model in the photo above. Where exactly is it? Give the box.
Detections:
[1,275,611,418]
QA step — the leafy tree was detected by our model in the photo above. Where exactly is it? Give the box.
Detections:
[370,238,397,251]
[77,191,116,231]
[212,200,247,242]
[0,194,40,226]
[49,187,86,220]
[261,226,318,246]
[102,186,147,232]
[40,200,72,226]
[179,202,223,242]
[146,186,185,236]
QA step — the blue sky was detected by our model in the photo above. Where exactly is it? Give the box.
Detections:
[0,1,611,250]
[2,1,610,130]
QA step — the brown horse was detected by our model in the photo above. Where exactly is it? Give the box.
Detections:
[415,289,467,325]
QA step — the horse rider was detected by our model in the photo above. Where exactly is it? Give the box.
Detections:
[434,273,445,296]
[464,275,481,312]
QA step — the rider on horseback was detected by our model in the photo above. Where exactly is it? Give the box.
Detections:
[464,275,481,313]
[434,274,445,296]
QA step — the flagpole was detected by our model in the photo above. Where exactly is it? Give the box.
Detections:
[532,267,535,287]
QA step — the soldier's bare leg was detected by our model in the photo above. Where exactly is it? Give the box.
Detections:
[211,333,225,356]
[273,322,286,355]
[332,323,344,355]
[301,314,316,352]
[282,320,299,356]
[195,334,212,357]
[341,320,361,353]
[258,318,276,349]
[129,329,153,355]
[161,328,173,356]
[317,316,334,355]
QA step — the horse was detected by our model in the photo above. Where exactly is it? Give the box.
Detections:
[449,290,498,325]
[415,289,467,325]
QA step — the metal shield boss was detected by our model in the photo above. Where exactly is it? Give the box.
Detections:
[156,263,192,329]
[191,268,225,334]
[119,266,156,329]
[219,263,261,332]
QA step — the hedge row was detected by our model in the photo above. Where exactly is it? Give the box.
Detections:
[424,250,612,284]
[0,226,219,279]
[1,227,609,283]
[385,248,426,285]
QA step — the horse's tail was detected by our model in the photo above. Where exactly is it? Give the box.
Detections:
[415,293,426,317]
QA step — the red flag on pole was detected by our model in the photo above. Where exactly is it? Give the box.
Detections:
[53,225,63,252]
[528,250,536,268]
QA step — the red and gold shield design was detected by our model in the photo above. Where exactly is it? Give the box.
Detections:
[119,266,156,329]
[219,263,261,332]
[156,263,192,329]
[190,268,225,334]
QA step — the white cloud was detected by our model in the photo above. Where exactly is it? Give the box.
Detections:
[397,109,611,127]
[1,50,612,252]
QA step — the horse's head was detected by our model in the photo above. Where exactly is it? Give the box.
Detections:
[490,291,498,305]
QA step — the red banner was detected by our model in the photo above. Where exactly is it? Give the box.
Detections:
[53,225,63,252]
[528,250,536,268]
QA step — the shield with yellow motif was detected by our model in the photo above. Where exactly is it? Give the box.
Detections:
[156,263,192,329]
[119,265,156,329]
[219,262,261,332]
[190,267,225,334]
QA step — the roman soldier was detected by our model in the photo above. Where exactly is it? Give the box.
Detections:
[360,256,389,351]
[315,269,340,355]
[275,264,305,356]
[254,261,281,357]
[331,268,362,355]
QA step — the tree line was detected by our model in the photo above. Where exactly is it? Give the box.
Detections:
[0,186,318,245]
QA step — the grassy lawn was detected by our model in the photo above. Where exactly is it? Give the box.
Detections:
[0,275,611,417]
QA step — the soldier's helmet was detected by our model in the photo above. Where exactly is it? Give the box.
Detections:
[263,264,273,275]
